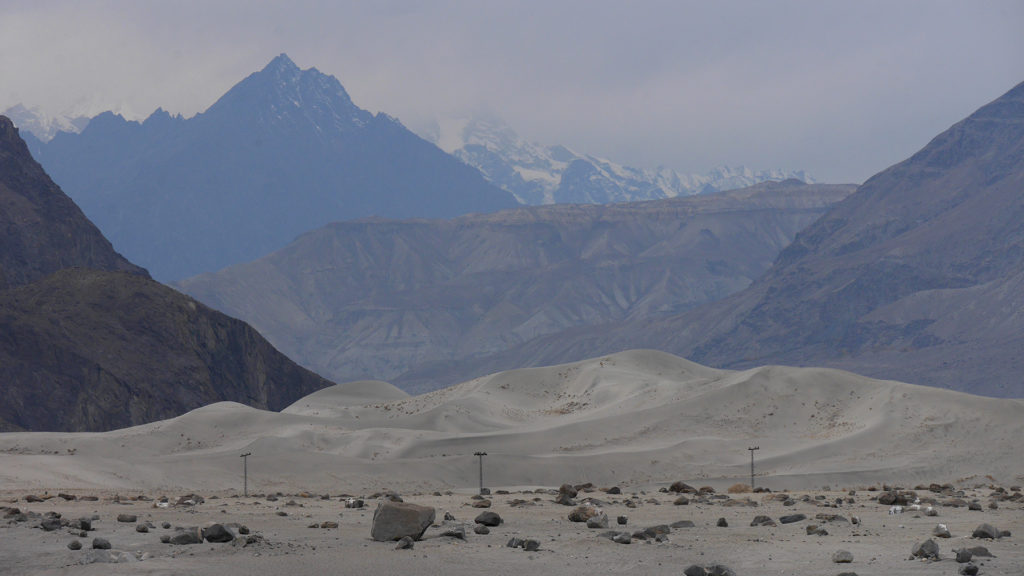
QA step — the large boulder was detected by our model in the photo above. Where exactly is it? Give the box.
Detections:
[370,501,435,542]
[972,523,1003,539]
[203,524,235,543]
[474,511,503,527]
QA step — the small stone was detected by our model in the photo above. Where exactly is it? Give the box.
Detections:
[911,538,940,560]
[67,540,82,551]
[394,536,414,550]
[471,499,492,508]
[956,549,973,563]
[674,495,690,505]
[586,512,609,529]
[960,563,979,575]
[750,515,776,527]
[832,549,853,563]
[683,566,707,576]
[523,539,540,551]
[136,524,149,533]
[716,517,728,527]
[474,511,502,526]
[779,513,806,524]
[91,538,112,550]
[933,523,951,538]
[617,515,628,525]
[320,521,338,529]
[972,523,1002,539]
[473,524,489,535]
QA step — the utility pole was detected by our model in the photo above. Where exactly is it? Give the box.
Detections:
[240,452,252,497]
[748,446,759,491]
[474,451,487,495]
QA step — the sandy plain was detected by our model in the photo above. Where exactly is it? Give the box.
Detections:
[1,350,1022,575]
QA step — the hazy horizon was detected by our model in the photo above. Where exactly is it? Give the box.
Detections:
[2,1,1023,184]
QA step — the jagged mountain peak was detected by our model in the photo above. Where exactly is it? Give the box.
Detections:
[203,53,370,131]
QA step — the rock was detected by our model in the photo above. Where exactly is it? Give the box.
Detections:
[394,536,414,550]
[204,523,235,543]
[750,515,776,527]
[83,550,136,564]
[159,535,171,544]
[933,524,951,538]
[67,540,82,550]
[136,524,149,533]
[956,549,973,563]
[474,524,489,535]
[717,517,728,527]
[606,486,621,495]
[832,549,853,563]
[972,523,1002,539]
[474,511,502,527]
[671,520,695,528]
[642,524,671,538]
[568,505,600,523]
[471,499,492,508]
[39,517,62,531]
[617,515,628,525]
[806,524,828,536]
[910,538,940,560]
[611,531,632,544]
[523,539,540,551]
[964,545,994,557]
[161,521,171,529]
[779,513,806,524]
[442,525,466,539]
[320,521,338,529]
[586,512,609,529]
[706,565,736,576]
[169,527,204,545]
[959,563,979,575]
[669,481,696,493]
[58,493,77,501]
[674,495,690,505]
[506,537,524,548]
[371,501,436,542]
[968,501,982,511]
[116,514,137,523]
[683,566,707,576]
[558,483,578,498]
[91,538,111,550]
[344,498,365,509]
[554,492,576,506]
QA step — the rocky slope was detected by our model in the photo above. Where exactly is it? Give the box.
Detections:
[474,80,1024,398]
[177,180,852,391]
[0,114,332,432]
[0,116,145,289]
[31,54,517,280]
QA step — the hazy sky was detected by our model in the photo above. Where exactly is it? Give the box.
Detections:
[2,1,1022,183]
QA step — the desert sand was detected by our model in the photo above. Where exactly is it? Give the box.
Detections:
[1,350,1022,574]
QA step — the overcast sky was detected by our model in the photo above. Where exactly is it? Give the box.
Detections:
[2,1,1022,183]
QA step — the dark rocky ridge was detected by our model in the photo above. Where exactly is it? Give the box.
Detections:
[177,180,852,391]
[0,114,332,432]
[0,269,331,431]
[0,117,146,289]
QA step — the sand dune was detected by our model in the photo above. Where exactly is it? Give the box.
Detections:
[1,350,1021,495]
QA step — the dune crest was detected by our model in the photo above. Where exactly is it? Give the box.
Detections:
[0,350,1020,492]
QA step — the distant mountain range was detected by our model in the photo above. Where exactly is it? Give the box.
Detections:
[0,115,332,431]
[26,54,518,281]
[177,180,852,391]
[423,115,816,204]
[435,80,1024,398]
[1,103,89,144]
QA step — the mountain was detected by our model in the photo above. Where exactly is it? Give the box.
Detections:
[32,54,518,281]
[425,115,815,205]
[176,180,852,391]
[0,116,145,289]
[473,80,1024,398]
[2,103,89,142]
[0,114,332,432]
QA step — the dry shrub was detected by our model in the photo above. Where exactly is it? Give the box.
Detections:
[728,483,751,494]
